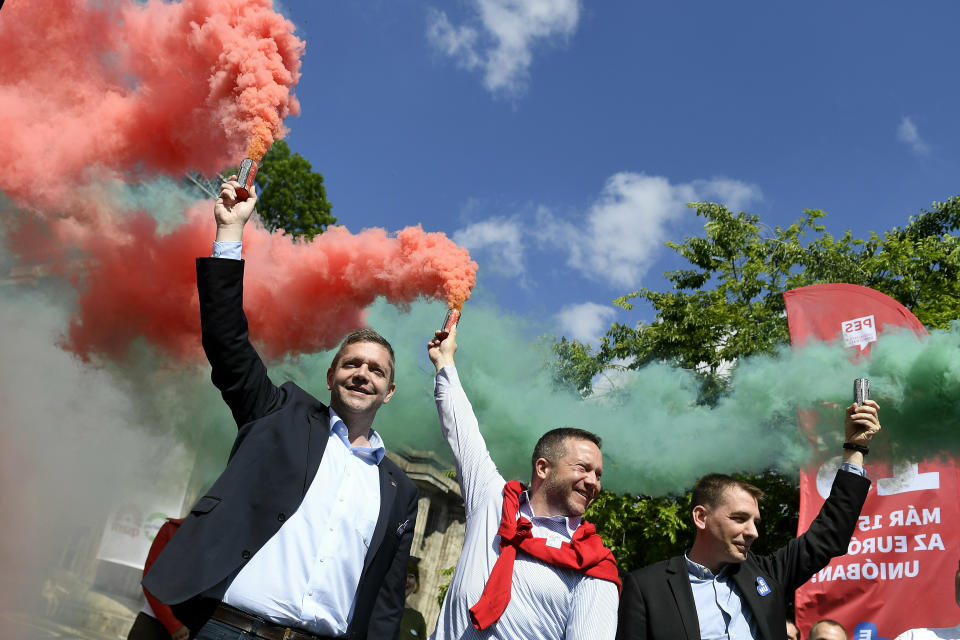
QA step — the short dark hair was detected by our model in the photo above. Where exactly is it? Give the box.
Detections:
[331,328,396,383]
[810,619,847,640]
[691,474,764,511]
[407,557,420,586]
[531,428,602,472]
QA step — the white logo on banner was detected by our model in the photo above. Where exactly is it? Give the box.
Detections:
[816,457,941,499]
[842,315,877,351]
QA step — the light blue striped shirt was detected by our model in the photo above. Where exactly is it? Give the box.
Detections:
[431,366,618,640]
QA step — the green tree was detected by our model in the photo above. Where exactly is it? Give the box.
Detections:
[562,196,960,573]
[555,197,960,398]
[251,140,336,240]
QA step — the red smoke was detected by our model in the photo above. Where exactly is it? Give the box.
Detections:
[67,210,478,362]
[0,0,301,208]
[1,0,478,363]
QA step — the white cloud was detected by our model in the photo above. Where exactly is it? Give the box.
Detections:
[555,301,616,344]
[692,177,762,214]
[427,0,580,96]
[541,173,762,289]
[897,116,929,155]
[453,216,526,277]
[449,173,761,292]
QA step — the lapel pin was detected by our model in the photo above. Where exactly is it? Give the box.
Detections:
[756,576,771,596]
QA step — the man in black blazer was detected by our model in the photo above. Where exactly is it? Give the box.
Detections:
[143,177,418,640]
[617,400,882,640]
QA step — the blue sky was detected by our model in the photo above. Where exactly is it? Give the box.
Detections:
[276,0,960,345]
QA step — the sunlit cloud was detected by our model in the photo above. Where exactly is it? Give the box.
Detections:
[555,302,617,344]
[427,0,580,97]
[897,116,929,156]
[540,173,762,288]
[453,217,527,278]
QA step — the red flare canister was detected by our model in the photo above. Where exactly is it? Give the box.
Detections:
[235,158,258,200]
[440,308,461,335]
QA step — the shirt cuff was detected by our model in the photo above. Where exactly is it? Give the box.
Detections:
[839,461,866,477]
[212,241,242,259]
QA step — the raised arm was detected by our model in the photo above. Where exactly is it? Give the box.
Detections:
[755,400,881,587]
[197,178,282,427]
[428,326,503,514]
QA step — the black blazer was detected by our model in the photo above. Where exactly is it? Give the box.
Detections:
[617,470,870,640]
[143,258,419,640]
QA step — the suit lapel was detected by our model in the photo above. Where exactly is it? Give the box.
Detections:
[362,463,398,574]
[666,555,701,640]
[731,562,775,640]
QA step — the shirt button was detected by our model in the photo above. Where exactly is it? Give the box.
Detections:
[241,550,251,560]
[277,512,286,522]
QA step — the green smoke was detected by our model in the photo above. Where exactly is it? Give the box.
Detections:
[264,300,960,496]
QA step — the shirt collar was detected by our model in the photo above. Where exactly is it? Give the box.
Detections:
[684,551,728,580]
[518,489,582,536]
[328,407,385,465]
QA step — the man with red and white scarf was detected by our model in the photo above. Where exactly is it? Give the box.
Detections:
[427,326,620,640]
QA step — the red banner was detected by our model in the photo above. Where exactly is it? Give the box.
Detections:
[784,283,960,639]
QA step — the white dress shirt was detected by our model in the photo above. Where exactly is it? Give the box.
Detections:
[212,242,384,636]
[430,366,618,640]
[223,409,383,636]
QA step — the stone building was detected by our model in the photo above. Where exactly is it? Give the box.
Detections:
[389,448,466,635]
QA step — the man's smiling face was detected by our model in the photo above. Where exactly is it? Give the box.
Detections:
[698,485,761,567]
[327,340,395,418]
[538,437,603,517]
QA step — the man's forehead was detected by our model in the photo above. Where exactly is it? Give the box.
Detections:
[561,438,602,466]
[717,485,760,512]
[563,437,600,454]
[340,340,391,361]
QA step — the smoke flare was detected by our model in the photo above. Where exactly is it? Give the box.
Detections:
[316,302,960,494]
[0,0,478,363]
[66,210,478,362]
[0,0,303,209]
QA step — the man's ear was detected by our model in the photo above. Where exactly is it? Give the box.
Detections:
[692,505,709,531]
[326,367,334,391]
[533,457,551,482]
[382,382,396,404]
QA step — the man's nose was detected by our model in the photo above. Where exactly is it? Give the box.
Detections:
[352,366,370,380]
[745,520,759,540]
[585,471,600,492]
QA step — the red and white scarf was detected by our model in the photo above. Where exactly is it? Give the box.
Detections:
[468,480,621,630]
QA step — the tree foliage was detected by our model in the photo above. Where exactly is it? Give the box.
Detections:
[555,197,960,398]
[251,140,336,240]
[563,196,960,574]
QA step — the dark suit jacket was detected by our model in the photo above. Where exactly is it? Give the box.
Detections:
[617,469,870,640]
[143,258,419,640]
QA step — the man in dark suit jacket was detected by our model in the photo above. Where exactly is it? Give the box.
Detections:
[617,400,882,640]
[143,177,418,640]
